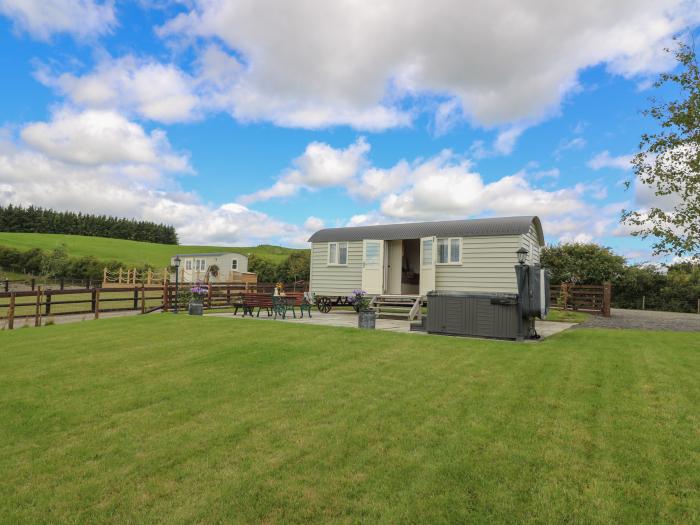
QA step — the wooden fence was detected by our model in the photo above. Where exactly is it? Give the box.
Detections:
[0,285,165,329]
[163,281,309,311]
[550,282,611,317]
[0,281,309,329]
[102,267,169,288]
[3,277,99,292]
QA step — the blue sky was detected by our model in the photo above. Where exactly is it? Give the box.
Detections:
[0,1,698,261]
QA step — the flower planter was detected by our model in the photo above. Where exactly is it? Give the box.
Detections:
[358,309,376,329]
[188,302,203,316]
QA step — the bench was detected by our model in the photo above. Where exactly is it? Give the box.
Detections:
[240,293,275,318]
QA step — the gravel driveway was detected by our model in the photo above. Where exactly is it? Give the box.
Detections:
[580,308,700,332]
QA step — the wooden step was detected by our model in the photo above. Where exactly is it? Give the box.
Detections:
[372,295,424,321]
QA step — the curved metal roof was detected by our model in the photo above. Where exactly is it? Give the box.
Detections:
[308,216,544,245]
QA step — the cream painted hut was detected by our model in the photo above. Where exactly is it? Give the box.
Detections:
[170,252,255,283]
[307,216,544,299]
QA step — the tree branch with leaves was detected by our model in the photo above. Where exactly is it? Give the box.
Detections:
[622,39,700,259]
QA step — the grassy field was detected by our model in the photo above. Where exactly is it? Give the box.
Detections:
[544,308,590,323]
[1,316,698,523]
[0,232,303,266]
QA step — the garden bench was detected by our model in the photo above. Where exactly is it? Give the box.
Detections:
[240,293,275,318]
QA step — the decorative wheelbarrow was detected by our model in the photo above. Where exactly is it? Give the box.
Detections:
[314,295,361,313]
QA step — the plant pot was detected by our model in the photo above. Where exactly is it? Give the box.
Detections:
[358,309,376,329]
[188,302,203,316]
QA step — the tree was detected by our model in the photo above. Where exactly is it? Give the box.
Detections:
[40,245,70,278]
[279,251,310,282]
[540,243,626,284]
[248,254,280,283]
[621,39,700,259]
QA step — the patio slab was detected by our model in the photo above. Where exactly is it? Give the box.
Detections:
[206,311,575,340]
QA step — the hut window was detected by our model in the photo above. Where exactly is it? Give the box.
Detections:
[422,239,433,265]
[365,241,381,264]
[231,259,238,270]
[450,238,461,263]
[328,242,348,265]
[437,238,462,264]
[185,260,192,270]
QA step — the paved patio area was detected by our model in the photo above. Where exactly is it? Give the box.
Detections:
[207,310,575,340]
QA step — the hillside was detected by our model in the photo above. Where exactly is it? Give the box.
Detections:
[0,232,305,267]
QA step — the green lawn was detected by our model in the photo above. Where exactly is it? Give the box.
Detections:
[1,316,698,524]
[0,232,304,266]
[545,308,590,323]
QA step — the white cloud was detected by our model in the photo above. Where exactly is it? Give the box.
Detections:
[554,137,587,159]
[37,56,202,123]
[0,0,115,40]
[0,110,311,246]
[588,151,634,170]
[153,0,699,131]
[239,137,371,204]
[239,137,623,244]
[20,108,189,171]
[378,158,585,220]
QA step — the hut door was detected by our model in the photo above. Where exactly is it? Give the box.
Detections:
[419,237,436,296]
[362,240,384,295]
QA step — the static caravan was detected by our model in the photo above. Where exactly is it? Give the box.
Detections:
[308,216,544,300]
[170,252,255,284]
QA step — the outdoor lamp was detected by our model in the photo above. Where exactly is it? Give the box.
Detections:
[174,255,181,268]
[516,247,528,265]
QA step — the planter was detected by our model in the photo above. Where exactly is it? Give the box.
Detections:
[358,309,376,329]
[188,302,203,316]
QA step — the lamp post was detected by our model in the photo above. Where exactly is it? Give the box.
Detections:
[173,256,181,314]
[514,247,531,340]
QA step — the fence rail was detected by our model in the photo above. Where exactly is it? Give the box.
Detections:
[164,281,309,311]
[0,280,309,328]
[550,282,611,317]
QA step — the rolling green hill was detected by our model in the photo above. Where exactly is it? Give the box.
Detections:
[0,232,304,267]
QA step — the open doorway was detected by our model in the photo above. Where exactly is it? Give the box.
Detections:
[385,239,421,295]
[401,239,420,294]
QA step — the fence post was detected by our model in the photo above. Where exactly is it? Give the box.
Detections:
[642,295,646,310]
[141,284,146,314]
[45,290,52,315]
[133,288,139,310]
[4,279,9,292]
[602,282,612,317]
[91,289,97,313]
[34,287,42,327]
[30,278,36,291]
[60,277,65,291]
[94,289,100,320]
[561,283,569,310]
[207,284,212,309]
[227,284,231,305]
[8,292,15,330]
[697,298,699,315]
[163,281,169,312]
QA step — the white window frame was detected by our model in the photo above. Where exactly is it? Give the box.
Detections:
[421,238,434,267]
[436,237,462,265]
[327,242,348,266]
[185,260,192,271]
[231,259,238,270]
